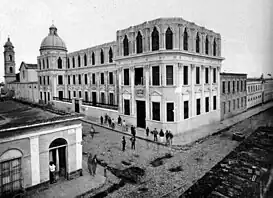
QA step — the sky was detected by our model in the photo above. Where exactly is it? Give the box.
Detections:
[0,0,273,83]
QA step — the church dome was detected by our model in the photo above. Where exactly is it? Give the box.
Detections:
[4,37,14,48]
[40,24,67,51]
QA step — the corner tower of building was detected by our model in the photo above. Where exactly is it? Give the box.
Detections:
[3,37,16,84]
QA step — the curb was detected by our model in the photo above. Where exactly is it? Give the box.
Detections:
[75,176,106,198]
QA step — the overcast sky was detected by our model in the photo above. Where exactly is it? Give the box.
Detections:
[0,0,273,82]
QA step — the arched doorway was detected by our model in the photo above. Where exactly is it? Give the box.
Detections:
[49,138,67,180]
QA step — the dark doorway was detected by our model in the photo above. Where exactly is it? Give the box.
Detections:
[75,99,80,113]
[44,92,47,103]
[92,92,97,106]
[136,100,146,128]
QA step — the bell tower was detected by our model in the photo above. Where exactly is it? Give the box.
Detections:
[3,37,16,83]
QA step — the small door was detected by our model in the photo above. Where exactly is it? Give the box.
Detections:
[75,99,80,113]
[136,100,146,128]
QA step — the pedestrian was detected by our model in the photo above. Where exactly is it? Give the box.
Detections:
[122,136,126,152]
[92,155,98,176]
[169,131,173,146]
[153,128,158,142]
[49,161,56,184]
[104,114,108,124]
[108,117,112,127]
[165,130,170,146]
[130,135,136,150]
[159,129,164,143]
[131,125,134,135]
[87,153,93,176]
[100,116,103,125]
[112,118,115,129]
[122,120,126,131]
[118,115,122,126]
[146,127,149,137]
[90,124,95,139]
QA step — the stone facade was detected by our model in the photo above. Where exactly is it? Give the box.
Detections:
[220,73,247,120]
[247,78,263,109]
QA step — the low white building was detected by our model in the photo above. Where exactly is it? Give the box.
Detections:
[247,78,263,109]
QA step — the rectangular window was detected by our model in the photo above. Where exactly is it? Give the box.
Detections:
[43,76,46,85]
[101,73,104,84]
[205,67,209,84]
[58,75,63,85]
[205,97,209,112]
[68,76,70,84]
[237,81,239,92]
[124,69,130,85]
[135,68,144,85]
[40,92,42,100]
[241,80,243,91]
[241,97,243,107]
[166,103,174,122]
[78,74,81,84]
[228,100,231,112]
[109,72,113,84]
[124,99,130,115]
[244,80,246,91]
[223,102,226,114]
[152,66,160,86]
[39,76,42,84]
[47,76,50,85]
[196,67,200,84]
[48,92,50,101]
[196,98,201,115]
[73,75,76,84]
[67,58,70,68]
[213,95,216,110]
[85,91,88,101]
[237,98,239,108]
[84,74,88,84]
[213,68,216,83]
[228,81,230,93]
[92,73,96,84]
[79,91,82,98]
[222,82,225,93]
[233,81,235,92]
[166,65,174,85]
[109,93,114,105]
[184,101,189,119]
[245,96,247,106]
[101,92,105,103]
[183,66,188,85]
[73,91,76,97]
[68,91,71,99]
[233,99,235,110]
[152,102,160,121]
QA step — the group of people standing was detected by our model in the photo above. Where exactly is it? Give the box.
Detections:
[145,127,173,146]
[100,114,115,129]
[121,124,137,151]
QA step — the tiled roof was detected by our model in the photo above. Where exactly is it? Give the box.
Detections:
[24,63,37,69]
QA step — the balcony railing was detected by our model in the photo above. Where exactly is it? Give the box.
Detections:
[82,100,118,110]
[53,97,72,103]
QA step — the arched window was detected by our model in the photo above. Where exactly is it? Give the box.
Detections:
[67,58,70,68]
[136,31,143,53]
[49,138,67,148]
[58,57,62,69]
[100,49,104,64]
[78,55,81,67]
[9,55,12,61]
[72,57,75,68]
[205,36,209,55]
[9,67,13,73]
[213,39,217,56]
[123,35,129,56]
[165,27,173,50]
[84,54,87,66]
[196,33,200,53]
[152,27,159,51]
[92,52,95,65]
[109,47,113,63]
[183,28,188,51]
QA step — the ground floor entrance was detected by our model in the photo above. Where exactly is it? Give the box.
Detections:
[136,100,146,128]
[75,99,80,113]
[92,92,97,106]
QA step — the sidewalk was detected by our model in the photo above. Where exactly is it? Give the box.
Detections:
[27,160,106,198]
[83,101,273,147]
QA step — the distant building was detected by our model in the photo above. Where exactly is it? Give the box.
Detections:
[3,37,16,84]
[263,78,273,103]
[220,73,247,120]
[247,78,263,109]
[0,109,83,197]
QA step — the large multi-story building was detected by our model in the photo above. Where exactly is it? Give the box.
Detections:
[220,73,247,120]
[263,78,273,103]
[246,78,263,109]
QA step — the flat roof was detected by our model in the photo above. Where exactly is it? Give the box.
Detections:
[220,72,247,76]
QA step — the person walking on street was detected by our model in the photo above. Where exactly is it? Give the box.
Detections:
[92,155,98,176]
[112,118,115,129]
[159,129,164,143]
[100,116,103,125]
[165,130,170,146]
[108,117,112,127]
[87,153,93,176]
[104,114,108,124]
[122,136,126,152]
[118,115,122,126]
[169,131,173,146]
[90,124,95,139]
[122,120,126,131]
[146,127,149,137]
[130,136,136,150]
[153,128,158,142]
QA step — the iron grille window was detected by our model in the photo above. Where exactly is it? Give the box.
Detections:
[152,66,160,86]
[124,69,129,85]
[166,65,173,85]
[196,98,201,115]
[0,158,22,195]
[152,102,160,121]
[109,72,113,84]
[196,67,200,84]
[166,103,174,122]
[183,66,188,85]
[124,99,130,115]
[184,101,189,119]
